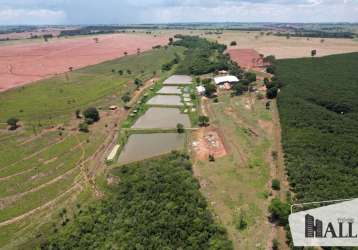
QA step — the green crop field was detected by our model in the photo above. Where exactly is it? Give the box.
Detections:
[276,52,358,202]
[0,46,184,248]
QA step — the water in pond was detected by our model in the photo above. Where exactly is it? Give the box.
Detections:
[117,133,185,164]
[132,107,191,129]
[147,95,183,106]
[163,75,192,85]
[157,86,181,95]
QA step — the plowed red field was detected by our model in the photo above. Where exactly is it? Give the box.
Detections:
[0,34,168,92]
[228,48,267,70]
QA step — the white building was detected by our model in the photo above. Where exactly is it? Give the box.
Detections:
[214,75,239,85]
[196,85,206,95]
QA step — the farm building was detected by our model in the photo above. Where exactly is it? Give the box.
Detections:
[214,75,239,85]
[214,75,239,90]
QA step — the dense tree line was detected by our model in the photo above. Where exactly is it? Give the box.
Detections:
[173,35,229,75]
[275,53,358,202]
[42,152,233,249]
[274,31,355,39]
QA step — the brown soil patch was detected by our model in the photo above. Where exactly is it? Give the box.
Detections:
[0,34,168,92]
[192,127,227,161]
[227,48,267,70]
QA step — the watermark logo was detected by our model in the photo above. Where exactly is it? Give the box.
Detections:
[289,199,358,246]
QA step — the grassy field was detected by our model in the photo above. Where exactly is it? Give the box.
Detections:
[192,90,277,249]
[0,46,184,249]
[0,47,184,128]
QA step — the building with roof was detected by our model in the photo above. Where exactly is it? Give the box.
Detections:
[214,75,239,85]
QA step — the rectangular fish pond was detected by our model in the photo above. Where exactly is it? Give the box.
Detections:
[157,86,182,95]
[147,95,183,106]
[132,107,191,129]
[117,133,185,165]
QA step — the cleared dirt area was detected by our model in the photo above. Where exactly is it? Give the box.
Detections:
[204,31,358,59]
[192,127,227,161]
[0,34,168,92]
[228,48,266,70]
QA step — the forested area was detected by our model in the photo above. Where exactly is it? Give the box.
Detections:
[275,53,358,202]
[43,152,232,249]
[173,35,229,75]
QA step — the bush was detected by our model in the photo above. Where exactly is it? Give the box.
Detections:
[198,116,210,127]
[271,179,281,190]
[7,118,19,130]
[78,122,89,133]
[244,72,257,83]
[121,92,131,103]
[269,198,290,225]
[176,123,184,133]
[272,239,279,250]
[230,41,237,46]
[83,107,100,122]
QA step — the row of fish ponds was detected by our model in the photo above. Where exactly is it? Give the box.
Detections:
[108,75,198,165]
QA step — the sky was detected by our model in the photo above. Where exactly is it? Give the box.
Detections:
[0,0,358,25]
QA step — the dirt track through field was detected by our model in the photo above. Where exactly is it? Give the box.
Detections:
[0,34,168,92]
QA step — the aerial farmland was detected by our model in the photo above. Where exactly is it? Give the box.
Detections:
[0,5,358,249]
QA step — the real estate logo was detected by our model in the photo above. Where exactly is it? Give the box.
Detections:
[289,199,358,246]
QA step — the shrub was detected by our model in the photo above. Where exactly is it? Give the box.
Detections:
[78,122,89,133]
[198,116,210,127]
[83,107,100,122]
[121,92,131,103]
[269,198,290,225]
[7,118,19,130]
[176,123,184,133]
[230,41,237,46]
[271,179,281,191]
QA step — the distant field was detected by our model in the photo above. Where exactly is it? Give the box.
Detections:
[204,31,358,59]
[0,46,183,248]
[276,52,358,202]
[0,47,183,127]
[0,33,168,92]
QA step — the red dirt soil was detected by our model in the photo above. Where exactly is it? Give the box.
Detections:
[193,128,227,161]
[228,48,267,70]
[0,34,168,92]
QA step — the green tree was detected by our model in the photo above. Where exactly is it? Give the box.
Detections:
[266,87,278,99]
[121,92,131,103]
[198,116,210,127]
[78,122,89,133]
[7,118,19,130]
[244,72,257,83]
[118,70,123,75]
[204,82,217,97]
[269,198,290,225]
[134,78,143,88]
[272,239,279,250]
[176,123,184,133]
[311,49,317,57]
[83,107,100,122]
[75,109,81,119]
[271,179,281,191]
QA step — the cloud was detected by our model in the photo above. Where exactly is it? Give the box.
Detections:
[0,7,66,25]
[0,0,357,24]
